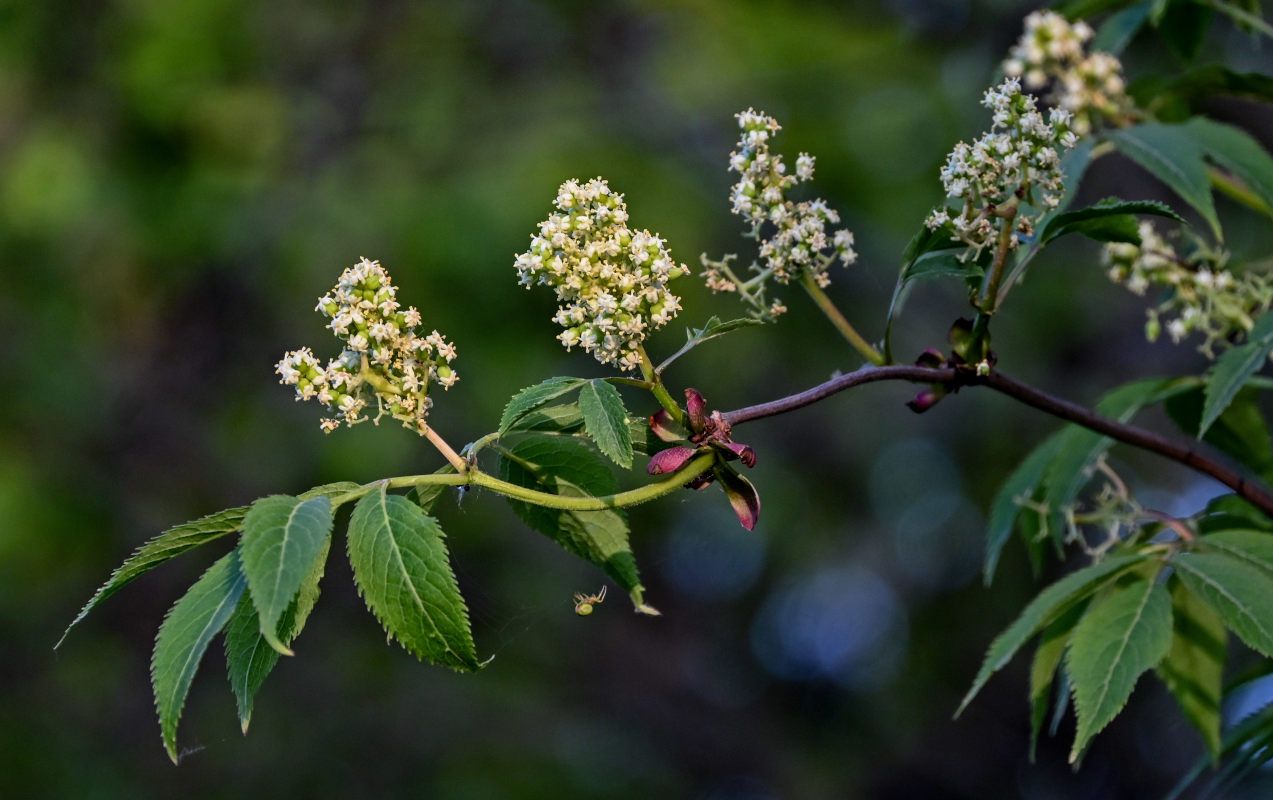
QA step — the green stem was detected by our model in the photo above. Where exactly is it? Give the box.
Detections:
[968,205,1019,360]
[1210,0,1273,40]
[331,453,716,511]
[639,346,686,424]
[799,272,886,365]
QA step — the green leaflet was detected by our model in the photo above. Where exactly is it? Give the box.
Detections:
[347,486,479,671]
[497,434,646,605]
[240,495,334,656]
[1091,2,1152,53]
[1200,311,1273,437]
[1166,386,1273,482]
[1065,566,1172,763]
[578,378,634,468]
[1157,575,1226,760]
[58,505,247,648]
[1109,123,1222,241]
[1184,117,1273,218]
[1029,601,1087,760]
[1200,529,1273,578]
[224,537,331,733]
[298,481,362,501]
[151,549,247,764]
[499,377,586,433]
[1172,551,1273,657]
[984,432,1064,584]
[657,315,764,372]
[957,552,1151,717]
[1038,197,1184,244]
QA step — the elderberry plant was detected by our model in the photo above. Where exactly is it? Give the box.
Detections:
[57,2,1273,790]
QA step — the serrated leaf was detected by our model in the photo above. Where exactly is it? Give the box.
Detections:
[1200,310,1273,436]
[1030,601,1087,760]
[1166,386,1273,481]
[223,536,329,733]
[499,377,586,433]
[1184,117,1273,218]
[298,481,361,501]
[58,505,247,648]
[239,495,334,656]
[1091,2,1153,53]
[1158,574,1226,760]
[957,552,1151,716]
[1173,551,1273,656]
[1110,123,1222,241]
[986,432,1065,584]
[1201,529,1273,577]
[514,403,585,432]
[1066,567,1172,762]
[151,549,247,763]
[658,316,765,372]
[1039,197,1185,244]
[497,435,646,601]
[347,486,479,670]
[579,379,633,468]
[1198,494,1273,534]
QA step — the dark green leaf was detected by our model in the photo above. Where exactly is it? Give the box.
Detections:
[1197,494,1273,534]
[1092,2,1153,53]
[58,505,247,648]
[957,552,1152,716]
[497,435,649,606]
[1058,0,1141,18]
[985,432,1064,584]
[1184,117,1273,218]
[1029,601,1087,760]
[499,377,586,433]
[1146,66,1273,111]
[1201,529,1273,577]
[151,549,247,763]
[1166,386,1273,481]
[1066,566,1172,762]
[223,537,330,733]
[1039,197,1185,244]
[1110,123,1222,241]
[347,486,479,670]
[578,379,634,468]
[1201,310,1273,436]
[1153,0,1213,61]
[1173,551,1273,656]
[1158,574,1226,760]
[239,495,334,656]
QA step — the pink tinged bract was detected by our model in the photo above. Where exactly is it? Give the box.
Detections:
[685,388,708,432]
[648,409,683,442]
[716,465,761,530]
[646,446,698,475]
[716,441,757,468]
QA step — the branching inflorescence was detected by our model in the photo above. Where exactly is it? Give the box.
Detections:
[276,257,460,434]
[515,177,689,371]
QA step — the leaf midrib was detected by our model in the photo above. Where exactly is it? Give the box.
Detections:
[375,491,461,664]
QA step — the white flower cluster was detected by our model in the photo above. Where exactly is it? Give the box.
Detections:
[1104,222,1273,357]
[276,258,459,434]
[926,78,1076,255]
[703,109,857,313]
[1003,10,1131,135]
[515,178,688,371]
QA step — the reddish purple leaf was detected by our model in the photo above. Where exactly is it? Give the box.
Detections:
[646,446,697,475]
[648,409,684,443]
[716,466,760,530]
[716,442,757,468]
[685,388,708,432]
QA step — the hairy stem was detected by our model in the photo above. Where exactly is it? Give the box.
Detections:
[721,364,1273,517]
[423,425,469,473]
[799,272,887,365]
[331,453,716,511]
[640,345,686,424]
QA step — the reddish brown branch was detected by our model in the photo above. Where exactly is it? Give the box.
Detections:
[721,365,1273,518]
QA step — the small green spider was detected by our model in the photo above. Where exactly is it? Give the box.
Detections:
[573,586,606,616]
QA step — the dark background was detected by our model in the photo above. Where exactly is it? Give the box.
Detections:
[6,0,1273,797]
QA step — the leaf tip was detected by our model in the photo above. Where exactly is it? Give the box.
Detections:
[634,603,662,617]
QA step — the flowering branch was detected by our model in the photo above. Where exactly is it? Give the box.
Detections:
[721,364,1273,517]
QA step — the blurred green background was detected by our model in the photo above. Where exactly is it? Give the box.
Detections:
[7,0,1273,797]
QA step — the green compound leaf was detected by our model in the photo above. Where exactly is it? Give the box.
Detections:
[239,495,334,656]
[579,379,633,468]
[499,377,586,433]
[1157,575,1226,760]
[1200,529,1273,578]
[1029,601,1087,760]
[957,552,1152,717]
[1039,197,1185,245]
[1173,551,1273,657]
[658,315,764,372]
[985,432,1064,584]
[1200,310,1273,437]
[1066,566,1172,763]
[58,505,247,648]
[298,481,361,501]
[151,549,247,764]
[1184,117,1273,219]
[497,434,649,609]
[347,486,479,671]
[224,537,330,734]
[1109,123,1222,241]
